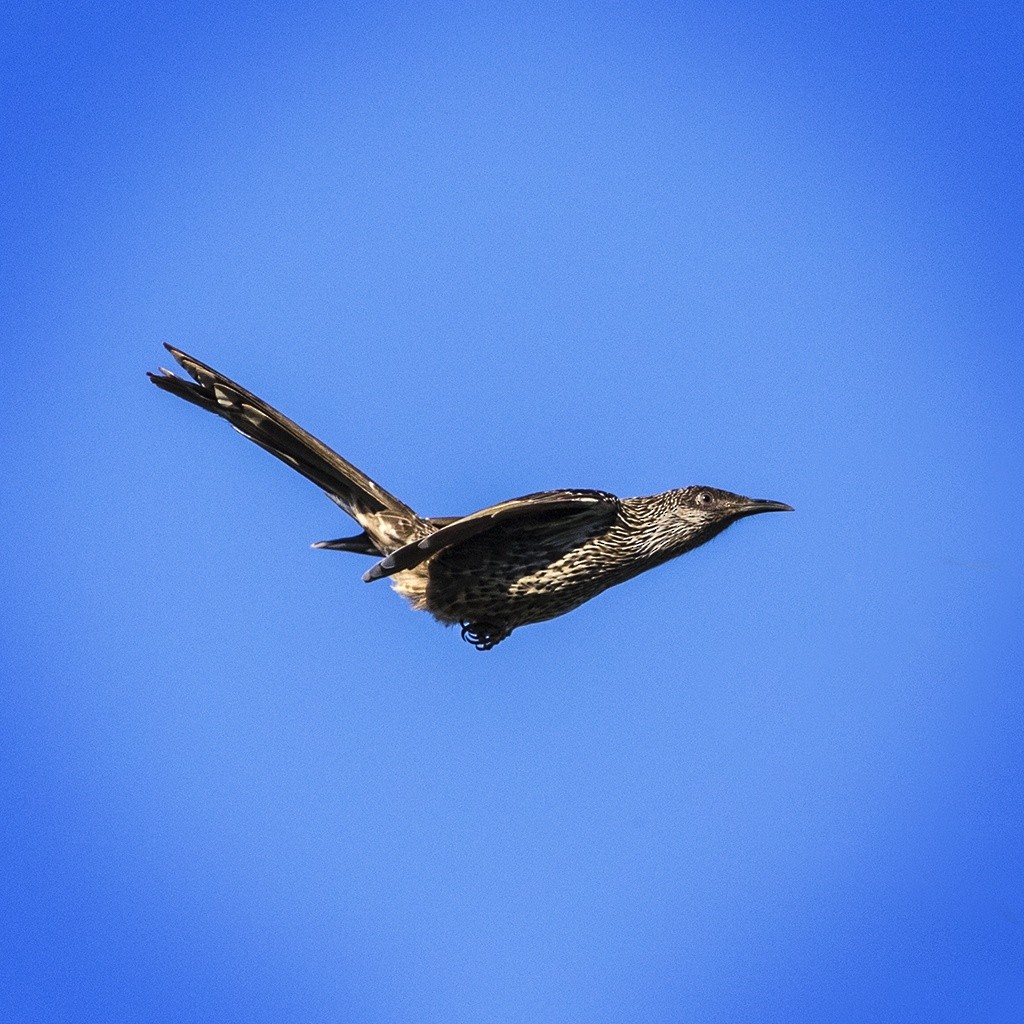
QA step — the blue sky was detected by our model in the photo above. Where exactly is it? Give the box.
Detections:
[2,2,1022,1021]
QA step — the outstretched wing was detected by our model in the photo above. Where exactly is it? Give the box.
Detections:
[363,490,619,582]
[149,344,417,522]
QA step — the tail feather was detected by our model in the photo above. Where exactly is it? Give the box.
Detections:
[149,345,419,533]
[311,532,382,555]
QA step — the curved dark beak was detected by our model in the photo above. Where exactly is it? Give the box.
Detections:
[737,497,794,516]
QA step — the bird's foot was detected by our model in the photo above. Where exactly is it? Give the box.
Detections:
[460,622,509,651]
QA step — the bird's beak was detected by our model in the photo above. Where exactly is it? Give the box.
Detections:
[737,498,794,516]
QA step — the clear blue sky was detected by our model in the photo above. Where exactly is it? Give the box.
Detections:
[3,2,1022,1021]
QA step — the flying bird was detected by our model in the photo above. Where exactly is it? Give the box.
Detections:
[149,346,792,649]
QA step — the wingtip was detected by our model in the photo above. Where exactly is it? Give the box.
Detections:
[148,367,178,387]
[363,554,397,582]
[159,344,197,376]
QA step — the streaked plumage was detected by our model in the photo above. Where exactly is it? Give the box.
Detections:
[149,346,791,649]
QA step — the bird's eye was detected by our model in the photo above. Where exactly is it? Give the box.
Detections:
[695,491,714,506]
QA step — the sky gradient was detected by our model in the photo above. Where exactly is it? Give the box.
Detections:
[2,2,1022,1021]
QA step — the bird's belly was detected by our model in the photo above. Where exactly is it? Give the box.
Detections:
[414,529,631,628]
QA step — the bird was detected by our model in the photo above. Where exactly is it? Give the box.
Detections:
[149,345,792,649]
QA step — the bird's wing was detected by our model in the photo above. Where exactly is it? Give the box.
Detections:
[149,344,417,521]
[363,490,619,582]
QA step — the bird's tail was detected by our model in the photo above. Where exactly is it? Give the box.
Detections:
[149,346,421,545]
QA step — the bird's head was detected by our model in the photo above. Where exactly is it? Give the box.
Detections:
[676,486,792,520]
[623,486,792,559]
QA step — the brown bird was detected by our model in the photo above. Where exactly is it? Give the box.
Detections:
[149,346,792,649]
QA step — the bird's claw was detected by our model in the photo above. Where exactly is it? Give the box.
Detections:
[460,622,508,651]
